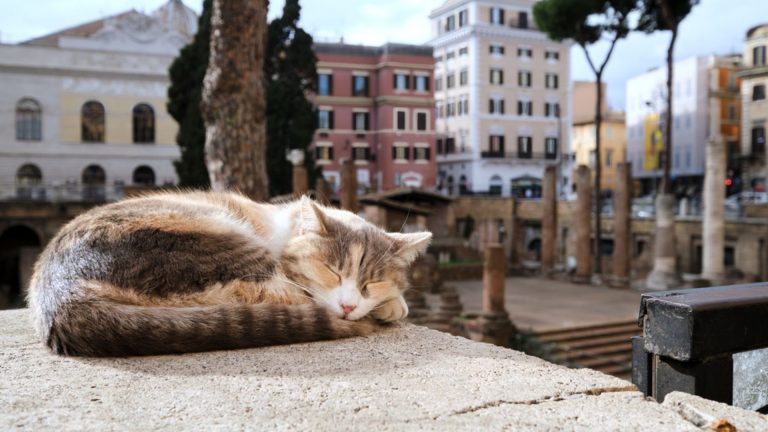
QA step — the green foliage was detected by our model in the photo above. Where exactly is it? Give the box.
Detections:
[167,0,212,188]
[533,0,635,48]
[637,0,699,32]
[265,0,319,196]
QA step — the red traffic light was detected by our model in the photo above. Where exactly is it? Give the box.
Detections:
[725,179,733,186]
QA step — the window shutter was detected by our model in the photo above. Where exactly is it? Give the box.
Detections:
[489,99,494,113]
[329,111,334,129]
[393,74,398,90]
[527,102,532,116]
[329,75,333,95]
[500,99,505,114]
[329,146,334,160]
[405,75,411,90]
[392,146,397,160]
[425,147,431,160]
[500,70,504,85]
[499,9,505,25]
[405,146,411,160]
[500,136,505,153]
[425,77,430,91]
[364,113,370,130]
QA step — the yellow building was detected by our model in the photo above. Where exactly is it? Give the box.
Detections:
[570,112,626,194]
[0,1,197,201]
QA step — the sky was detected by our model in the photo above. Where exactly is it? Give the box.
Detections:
[0,0,764,109]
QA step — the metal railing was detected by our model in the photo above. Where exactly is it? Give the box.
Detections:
[632,284,768,412]
[480,151,557,161]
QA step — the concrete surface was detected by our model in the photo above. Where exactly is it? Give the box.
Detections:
[1,309,764,430]
[663,392,768,431]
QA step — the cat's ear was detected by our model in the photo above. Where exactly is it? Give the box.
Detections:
[389,231,432,263]
[299,196,330,235]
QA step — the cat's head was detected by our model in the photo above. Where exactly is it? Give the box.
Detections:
[282,198,432,321]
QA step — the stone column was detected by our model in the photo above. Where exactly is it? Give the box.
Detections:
[574,165,592,284]
[340,159,358,213]
[287,149,308,196]
[314,176,331,205]
[292,166,308,196]
[646,193,681,290]
[477,244,515,346]
[702,135,726,284]
[483,244,507,315]
[541,165,557,275]
[612,162,632,288]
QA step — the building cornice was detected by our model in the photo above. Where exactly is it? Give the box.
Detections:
[312,96,374,107]
[737,66,768,79]
[0,64,166,82]
[317,61,434,72]
[374,96,436,107]
[429,24,572,49]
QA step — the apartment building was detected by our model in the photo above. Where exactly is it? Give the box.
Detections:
[571,112,626,195]
[429,0,571,198]
[625,55,742,195]
[310,42,436,192]
[739,24,768,191]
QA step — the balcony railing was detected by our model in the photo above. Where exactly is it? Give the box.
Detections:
[480,151,557,160]
[1,182,134,203]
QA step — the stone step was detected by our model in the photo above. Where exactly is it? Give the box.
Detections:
[578,352,633,369]
[551,342,632,363]
[552,333,637,351]
[536,321,640,344]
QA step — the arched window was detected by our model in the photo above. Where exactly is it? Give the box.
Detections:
[16,164,42,185]
[15,164,43,200]
[16,98,42,141]
[132,165,156,186]
[82,164,106,201]
[132,103,155,144]
[81,101,105,142]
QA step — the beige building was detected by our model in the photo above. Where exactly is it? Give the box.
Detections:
[570,112,626,194]
[429,0,571,198]
[739,24,768,191]
[0,0,196,202]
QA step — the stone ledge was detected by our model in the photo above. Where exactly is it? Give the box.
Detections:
[1,309,764,430]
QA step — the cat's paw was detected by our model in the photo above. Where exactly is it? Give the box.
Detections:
[371,296,409,322]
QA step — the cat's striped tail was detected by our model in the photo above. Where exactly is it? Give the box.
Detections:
[42,300,380,357]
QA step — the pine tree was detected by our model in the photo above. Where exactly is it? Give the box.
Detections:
[167,0,212,188]
[265,0,319,196]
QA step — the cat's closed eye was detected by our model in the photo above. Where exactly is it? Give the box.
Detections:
[362,281,392,298]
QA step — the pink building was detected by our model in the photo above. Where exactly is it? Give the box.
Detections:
[311,43,437,192]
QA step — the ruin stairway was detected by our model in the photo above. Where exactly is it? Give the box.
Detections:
[528,320,641,381]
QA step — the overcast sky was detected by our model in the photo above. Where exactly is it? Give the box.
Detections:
[0,0,764,109]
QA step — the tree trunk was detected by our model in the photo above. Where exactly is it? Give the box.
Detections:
[647,22,681,290]
[202,0,269,201]
[594,73,603,275]
[661,27,677,194]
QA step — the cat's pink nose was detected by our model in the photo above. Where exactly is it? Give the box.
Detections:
[341,304,356,315]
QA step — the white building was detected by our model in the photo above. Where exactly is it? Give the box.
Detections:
[625,55,741,196]
[428,0,572,198]
[0,0,197,201]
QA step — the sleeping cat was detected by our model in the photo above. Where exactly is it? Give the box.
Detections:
[28,191,431,357]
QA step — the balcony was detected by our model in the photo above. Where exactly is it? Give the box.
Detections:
[481,151,558,161]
